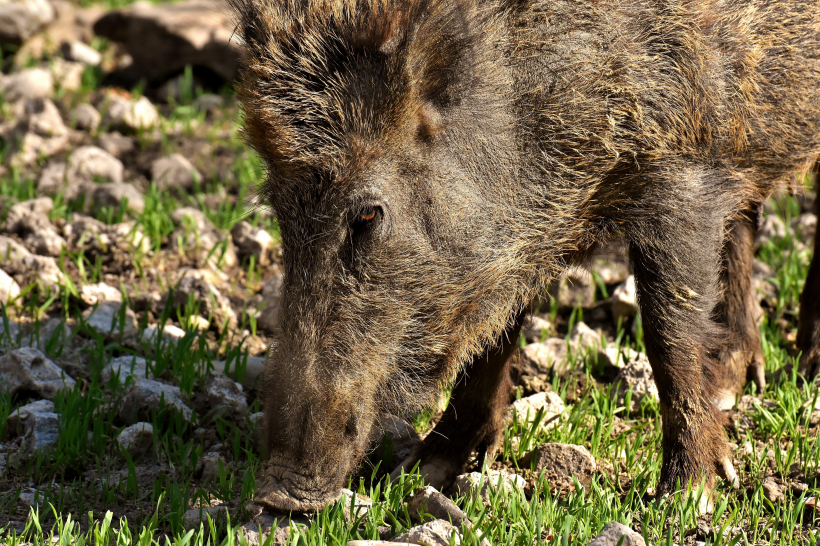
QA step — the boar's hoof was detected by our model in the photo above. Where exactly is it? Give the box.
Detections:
[254,461,341,512]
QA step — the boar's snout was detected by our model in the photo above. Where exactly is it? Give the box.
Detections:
[257,352,377,512]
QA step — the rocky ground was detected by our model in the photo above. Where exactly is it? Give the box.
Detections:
[1,0,820,544]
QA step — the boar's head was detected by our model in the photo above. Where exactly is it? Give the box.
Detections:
[231,0,551,511]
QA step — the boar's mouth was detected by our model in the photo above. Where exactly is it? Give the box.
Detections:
[254,455,343,512]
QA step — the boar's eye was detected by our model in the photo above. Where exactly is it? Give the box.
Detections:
[351,205,382,231]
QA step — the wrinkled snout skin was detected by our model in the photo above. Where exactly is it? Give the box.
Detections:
[231,0,820,513]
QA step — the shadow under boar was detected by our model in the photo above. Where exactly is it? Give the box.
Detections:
[229,0,820,511]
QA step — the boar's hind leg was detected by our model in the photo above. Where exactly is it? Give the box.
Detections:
[715,203,766,401]
[391,313,525,490]
[626,174,739,503]
[798,162,820,378]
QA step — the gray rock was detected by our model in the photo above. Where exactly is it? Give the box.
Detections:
[183,505,228,528]
[0,235,31,260]
[257,273,282,332]
[337,488,373,521]
[37,161,69,196]
[523,314,552,343]
[92,182,145,214]
[170,208,237,268]
[100,94,160,132]
[527,443,597,492]
[82,301,138,337]
[570,321,603,351]
[613,351,658,408]
[5,198,54,227]
[0,347,75,398]
[549,270,595,309]
[238,515,290,546]
[591,258,630,285]
[101,355,151,385]
[49,59,84,92]
[7,399,59,453]
[194,93,225,113]
[210,354,265,388]
[80,281,122,306]
[20,255,64,289]
[6,99,69,167]
[24,227,67,257]
[453,471,527,501]
[71,103,101,132]
[522,339,568,375]
[792,212,817,242]
[610,275,638,324]
[119,378,193,423]
[171,269,237,329]
[0,268,21,303]
[98,132,135,157]
[200,373,248,416]
[377,413,422,464]
[93,0,241,82]
[391,520,461,546]
[201,451,227,481]
[762,476,784,503]
[151,154,202,192]
[117,422,154,458]
[0,0,55,44]
[142,323,186,344]
[2,198,66,257]
[754,214,787,251]
[67,146,124,193]
[60,40,101,66]
[231,221,274,263]
[0,68,52,101]
[587,522,645,546]
[506,391,565,430]
[407,486,468,528]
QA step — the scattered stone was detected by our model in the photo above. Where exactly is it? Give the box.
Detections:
[117,422,154,458]
[194,93,225,113]
[587,522,646,546]
[100,94,160,132]
[101,355,151,385]
[592,258,630,285]
[549,269,596,309]
[0,0,55,44]
[23,226,67,257]
[49,58,85,92]
[257,273,283,332]
[98,131,135,156]
[80,282,122,306]
[231,221,274,263]
[119,378,193,423]
[0,268,21,303]
[521,339,568,375]
[526,443,597,492]
[93,0,241,82]
[595,346,640,370]
[391,520,461,546]
[60,40,101,65]
[523,314,552,343]
[238,514,290,546]
[210,354,265,388]
[754,215,786,251]
[612,352,658,409]
[570,321,603,351]
[66,146,124,194]
[37,161,68,196]
[71,103,101,132]
[2,199,67,255]
[507,391,565,429]
[92,182,146,214]
[20,255,65,289]
[0,68,52,101]
[142,323,187,344]
[6,98,69,166]
[762,476,784,503]
[201,451,227,481]
[183,505,228,528]
[611,275,638,324]
[82,301,138,337]
[376,413,422,465]
[170,269,237,329]
[338,488,373,520]
[793,212,817,242]
[7,399,59,452]
[453,471,527,501]
[0,235,31,260]
[151,154,202,192]
[198,373,248,417]
[170,208,238,268]
[0,347,75,398]
[407,486,469,527]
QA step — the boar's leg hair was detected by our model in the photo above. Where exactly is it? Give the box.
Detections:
[626,164,740,498]
[716,203,766,399]
[799,163,820,378]
[391,311,525,487]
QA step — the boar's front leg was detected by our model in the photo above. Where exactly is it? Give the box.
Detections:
[625,171,740,505]
[798,161,820,378]
[390,312,525,489]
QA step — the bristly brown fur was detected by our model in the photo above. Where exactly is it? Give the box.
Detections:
[228,0,820,511]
